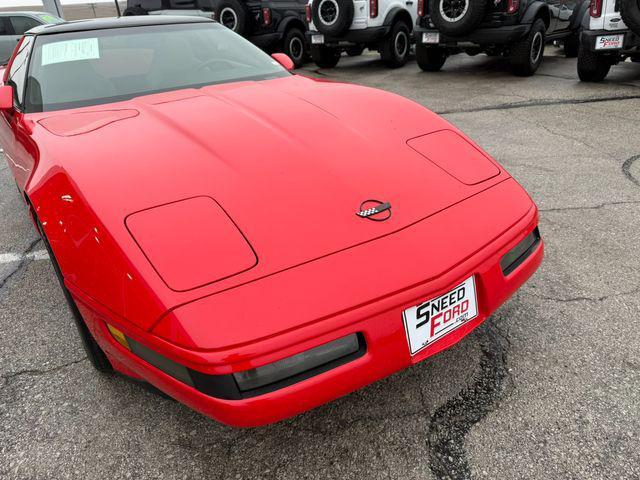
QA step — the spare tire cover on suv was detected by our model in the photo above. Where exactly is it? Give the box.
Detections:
[312,0,354,36]
[620,0,640,35]
[216,0,249,36]
[429,0,486,36]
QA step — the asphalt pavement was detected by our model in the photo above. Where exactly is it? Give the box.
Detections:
[1,47,639,479]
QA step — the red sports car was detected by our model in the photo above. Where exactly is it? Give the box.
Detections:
[0,16,542,427]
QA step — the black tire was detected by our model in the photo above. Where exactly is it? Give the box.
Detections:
[216,0,248,36]
[429,0,486,36]
[33,214,112,373]
[510,18,546,76]
[380,20,411,68]
[416,43,447,71]
[282,27,307,68]
[122,6,147,15]
[311,0,354,36]
[563,32,580,58]
[346,45,365,57]
[310,44,341,68]
[577,44,612,81]
[620,0,640,36]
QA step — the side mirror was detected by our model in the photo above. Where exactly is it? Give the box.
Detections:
[0,85,13,110]
[271,53,294,71]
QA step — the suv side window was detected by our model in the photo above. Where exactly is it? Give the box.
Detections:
[7,36,33,108]
[0,18,9,35]
[10,16,41,36]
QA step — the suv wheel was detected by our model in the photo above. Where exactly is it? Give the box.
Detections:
[620,0,640,36]
[311,0,355,36]
[217,0,248,35]
[380,21,411,68]
[283,28,307,68]
[510,18,546,76]
[428,0,486,36]
[577,44,612,81]
[563,32,580,58]
[311,45,341,68]
[416,44,447,71]
[346,45,366,57]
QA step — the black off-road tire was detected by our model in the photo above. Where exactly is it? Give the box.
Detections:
[311,0,354,36]
[416,43,447,71]
[33,213,112,373]
[380,20,411,68]
[510,18,546,76]
[577,44,612,81]
[563,32,580,58]
[217,0,248,36]
[428,0,486,36]
[310,44,341,68]
[123,6,147,15]
[346,45,365,56]
[282,27,307,68]
[620,0,640,36]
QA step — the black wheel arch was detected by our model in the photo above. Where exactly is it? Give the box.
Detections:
[521,2,551,30]
[570,1,590,31]
[23,193,113,373]
[277,16,308,35]
[383,7,413,29]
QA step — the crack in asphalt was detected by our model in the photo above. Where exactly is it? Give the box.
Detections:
[525,285,640,303]
[0,237,42,292]
[1,357,87,383]
[622,155,640,186]
[539,200,640,213]
[426,322,510,480]
[436,94,640,115]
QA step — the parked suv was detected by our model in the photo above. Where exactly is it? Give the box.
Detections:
[0,11,63,64]
[577,0,640,81]
[414,0,589,75]
[306,0,418,68]
[124,0,309,67]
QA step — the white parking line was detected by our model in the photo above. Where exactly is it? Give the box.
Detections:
[0,250,49,264]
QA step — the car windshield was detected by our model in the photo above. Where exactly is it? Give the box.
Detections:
[24,22,289,112]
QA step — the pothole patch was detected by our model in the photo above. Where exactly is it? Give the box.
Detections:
[427,322,510,480]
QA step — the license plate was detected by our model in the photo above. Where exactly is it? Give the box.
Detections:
[595,34,624,50]
[402,276,478,356]
[311,34,325,45]
[422,32,440,44]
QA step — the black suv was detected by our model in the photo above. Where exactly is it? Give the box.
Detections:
[413,0,589,75]
[123,0,309,67]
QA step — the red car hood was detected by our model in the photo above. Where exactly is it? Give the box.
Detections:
[28,75,508,330]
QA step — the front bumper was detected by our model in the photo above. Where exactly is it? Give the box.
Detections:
[307,26,391,47]
[76,180,543,427]
[414,24,530,47]
[580,29,640,53]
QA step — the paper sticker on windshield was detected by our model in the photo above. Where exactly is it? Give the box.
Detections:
[41,38,100,66]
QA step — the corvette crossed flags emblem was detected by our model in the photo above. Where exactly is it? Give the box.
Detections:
[356,200,392,222]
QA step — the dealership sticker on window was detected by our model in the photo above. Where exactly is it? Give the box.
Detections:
[402,276,478,355]
[595,34,624,50]
[41,38,100,66]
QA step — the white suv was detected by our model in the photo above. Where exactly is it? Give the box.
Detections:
[577,0,640,81]
[306,0,418,67]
